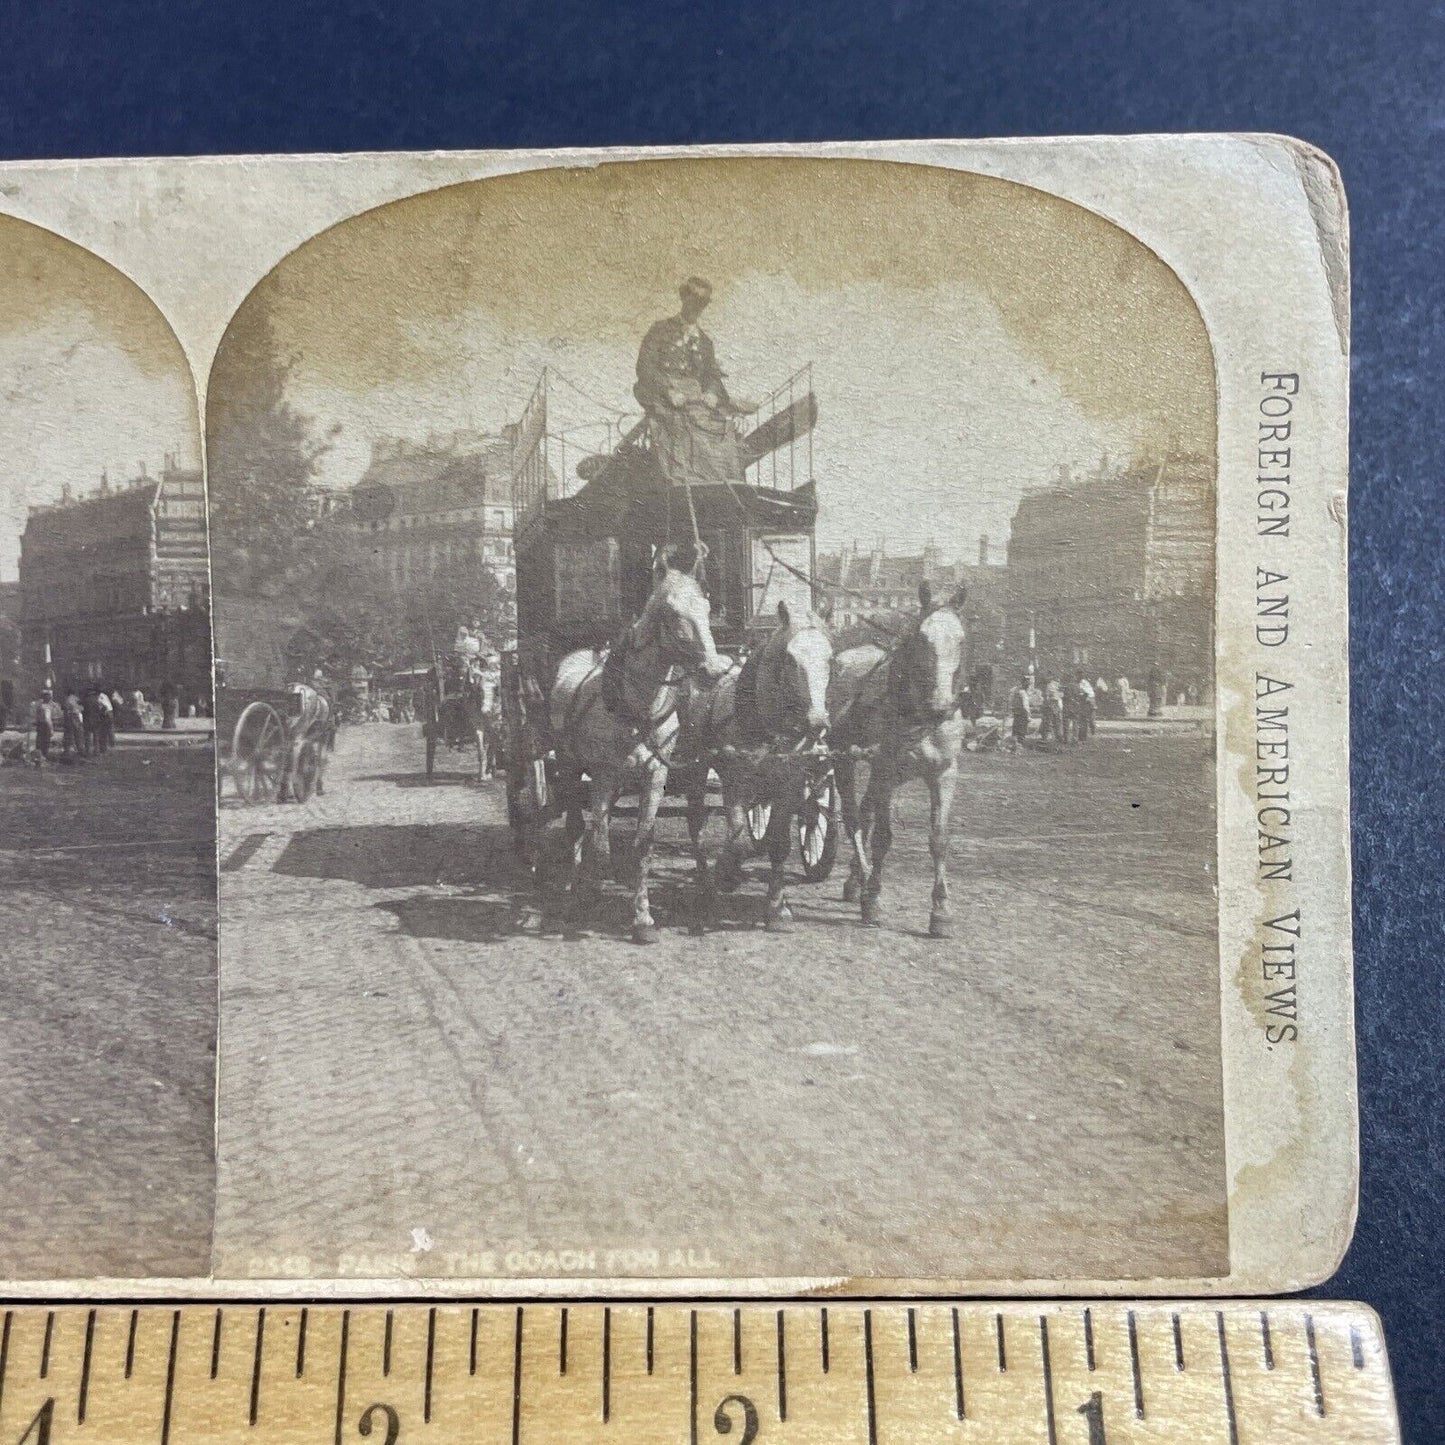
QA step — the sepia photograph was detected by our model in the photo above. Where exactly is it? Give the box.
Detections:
[0,138,1355,1297]
[0,213,216,1279]
[204,158,1226,1284]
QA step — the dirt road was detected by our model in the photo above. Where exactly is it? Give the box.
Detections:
[215,721,1226,1285]
[0,746,216,1279]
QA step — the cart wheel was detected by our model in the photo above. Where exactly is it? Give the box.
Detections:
[292,738,320,804]
[425,728,437,781]
[746,800,773,846]
[797,767,839,882]
[232,701,285,804]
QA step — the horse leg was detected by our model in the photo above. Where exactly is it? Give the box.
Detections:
[836,756,868,904]
[928,759,959,939]
[631,764,667,945]
[763,796,794,932]
[714,763,748,893]
[684,768,716,935]
[860,771,894,927]
[566,774,609,936]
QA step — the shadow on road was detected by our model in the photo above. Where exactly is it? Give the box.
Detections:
[353,771,480,789]
[269,819,775,940]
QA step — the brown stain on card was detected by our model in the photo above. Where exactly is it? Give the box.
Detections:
[212,156,1214,455]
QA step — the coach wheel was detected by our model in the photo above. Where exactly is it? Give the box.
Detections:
[292,738,321,804]
[797,769,839,882]
[232,701,285,804]
[746,800,773,847]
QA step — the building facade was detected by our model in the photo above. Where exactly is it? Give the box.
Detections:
[348,430,517,598]
[1002,452,1215,698]
[815,538,1007,665]
[17,460,211,703]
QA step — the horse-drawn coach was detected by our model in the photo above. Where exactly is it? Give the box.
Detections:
[499,359,842,940]
[213,597,336,805]
[497,280,970,944]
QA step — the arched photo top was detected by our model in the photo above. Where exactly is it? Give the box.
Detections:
[206,155,1216,592]
[0,211,202,591]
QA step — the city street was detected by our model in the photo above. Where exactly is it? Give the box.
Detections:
[215,719,1226,1285]
[0,743,217,1279]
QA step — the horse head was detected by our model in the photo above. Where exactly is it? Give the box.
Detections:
[758,598,833,739]
[640,547,730,681]
[893,582,968,722]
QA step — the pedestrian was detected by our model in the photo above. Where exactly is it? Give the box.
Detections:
[95,686,114,752]
[62,690,85,756]
[83,688,103,755]
[32,689,56,759]
[1061,677,1078,743]
[160,678,179,731]
[1040,677,1065,745]
[1147,664,1165,719]
[1075,673,1096,743]
[1009,673,1033,748]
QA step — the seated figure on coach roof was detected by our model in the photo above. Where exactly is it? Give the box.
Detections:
[634,277,752,489]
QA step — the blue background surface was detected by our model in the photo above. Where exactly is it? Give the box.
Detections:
[0,0,1440,1436]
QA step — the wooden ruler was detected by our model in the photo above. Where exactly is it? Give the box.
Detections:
[0,1302,1397,1442]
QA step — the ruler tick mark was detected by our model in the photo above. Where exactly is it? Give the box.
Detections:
[1040,1317,1059,1445]
[469,1308,479,1376]
[0,1309,10,1413]
[78,1310,95,1424]
[424,1307,436,1423]
[863,1310,878,1445]
[1127,1309,1144,1419]
[332,1310,349,1445]
[1172,1311,1185,1370]
[907,1307,917,1372]
[512,1307,524,1445]
[995,1312,1006,1371]
[126,1308,138,1378]
[211,1308,223,1380]
[602,1307,611,1423]
[1306,1313,1325,1416]
[733,1307,742,1374]
[1217,1311,1239,1445]
[951,1307,965,1419]
[383,1309,393,1376]
[1084,1305,1096,1371]
[646,1306,654,1376]
[776,1309,787,1421]
[160,1311,180,1445]
[297,1307,308,1377]
[250,1307,266,1426]
[821,1307,830,1373]
[1260,1310,1274,1369]
[688,1310,698,1445]
[559,1307,568,1375]
[39,1311,53,1378]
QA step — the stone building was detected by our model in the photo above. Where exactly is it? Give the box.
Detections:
[17,459,211,703]
[1003,451,1215,698]
[347,430,516,598]
[815,538,1007,662]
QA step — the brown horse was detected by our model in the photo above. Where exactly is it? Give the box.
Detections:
[678,600,834,932]
[546,548,731,944]
[829,582,968,938]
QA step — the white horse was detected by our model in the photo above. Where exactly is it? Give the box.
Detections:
[679,600,833,932]
[547,548,731,944]
[830,582,968,938]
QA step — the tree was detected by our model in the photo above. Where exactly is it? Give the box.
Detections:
[206,276,337,596]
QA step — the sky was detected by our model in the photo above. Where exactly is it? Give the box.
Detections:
[224,156,1215,564]
[0,216,200,583]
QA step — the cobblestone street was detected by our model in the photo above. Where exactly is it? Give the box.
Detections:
[0,744,216,1279]
[215,720,1227,1285]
